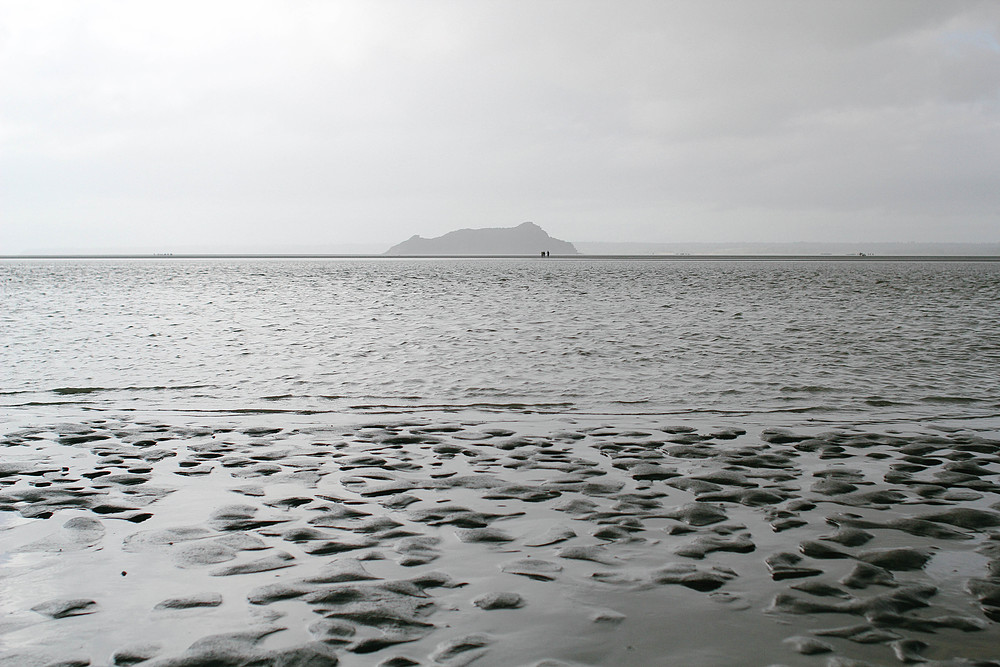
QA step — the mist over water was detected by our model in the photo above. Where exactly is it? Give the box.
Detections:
[3,258,998,422]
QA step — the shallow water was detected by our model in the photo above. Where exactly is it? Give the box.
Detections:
[2,412,999,667]
[2,258,999,421]
[2,259,1000,666]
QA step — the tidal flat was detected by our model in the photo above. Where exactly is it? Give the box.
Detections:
[3,258,999,665]
[2,412,999,667]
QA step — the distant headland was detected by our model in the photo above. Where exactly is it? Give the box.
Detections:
[385,221,578,256]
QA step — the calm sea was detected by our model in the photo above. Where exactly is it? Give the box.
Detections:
[2,258,999,424]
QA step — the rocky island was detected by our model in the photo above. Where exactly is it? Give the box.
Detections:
[385,221,578,256]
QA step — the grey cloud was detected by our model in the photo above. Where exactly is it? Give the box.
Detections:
[1,0,998,252]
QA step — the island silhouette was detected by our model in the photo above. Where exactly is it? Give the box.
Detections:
[385,221,578,256]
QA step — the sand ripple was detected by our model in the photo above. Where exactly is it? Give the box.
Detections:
[1,415,999,665]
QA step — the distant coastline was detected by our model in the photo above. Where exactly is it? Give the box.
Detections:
[9,240,998,259]
[3,253,999,262]
[576,241,1000,256]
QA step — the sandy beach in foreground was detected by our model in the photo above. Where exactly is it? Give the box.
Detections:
[2,411,999,667]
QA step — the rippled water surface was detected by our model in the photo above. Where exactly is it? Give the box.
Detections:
[2,259,999,421]
[3,258,1000,667]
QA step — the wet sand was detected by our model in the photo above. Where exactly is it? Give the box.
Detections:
[1,413,999,666]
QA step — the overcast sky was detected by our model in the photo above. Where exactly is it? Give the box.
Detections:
[2,1,999,252]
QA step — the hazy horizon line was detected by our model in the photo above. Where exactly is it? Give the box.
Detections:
[7,240,1000,258]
